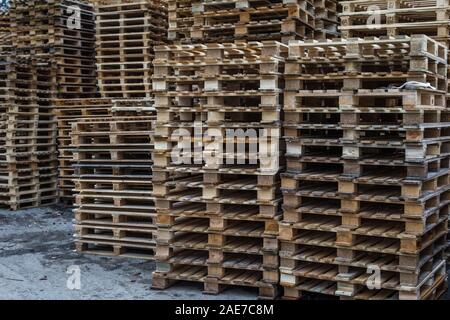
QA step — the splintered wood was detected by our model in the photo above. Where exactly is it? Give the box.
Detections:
[151,42,287,298]
[280,35,449,300]
[72,99,157,259]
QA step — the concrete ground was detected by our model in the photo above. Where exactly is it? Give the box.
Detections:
[0,206,448,300]
[0,206,255,300]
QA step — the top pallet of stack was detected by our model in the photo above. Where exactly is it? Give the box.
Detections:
[11,0,96,52]
[339,0,450,41]
[285,35,448,92]
[169,0,340,44]
[190,0,316,43]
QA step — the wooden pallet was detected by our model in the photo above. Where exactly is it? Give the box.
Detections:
[153,41,285,296]
[339,0,450,40]
[94,0,168,98]
[0,55,58,210]
[54,98,113,202]
[191,2,316,43]
[55,97,139,208]
[279,37,450,300]
[74,223,156,245]
[285,35,448,92]
[168,0,194,43]
[10,0,98,99]
[76,238,156,260]
[314,0,340,39]
[282,260,447,300]
[72,102,157,259]
[171,0,341,44]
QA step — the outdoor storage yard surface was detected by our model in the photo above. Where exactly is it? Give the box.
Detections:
[1,207,449,300]
[0,207,254,300]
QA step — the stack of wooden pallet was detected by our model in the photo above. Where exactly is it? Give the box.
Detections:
[169,0,343,44]
[314,0,339,39]
[0,55,58,210]
[0,29,12,55]
[94,0,167,99]
[339,0,450,39]
[0,5,9,35]
[280,35,449,300]
[341,0,450,286]
[10,0,98,99]
[9,0,99,204]
[72,99,156,259]
[54,98,113,202]
[168,0,194,43]
[191,0,316,43]
[151,41,286,298]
